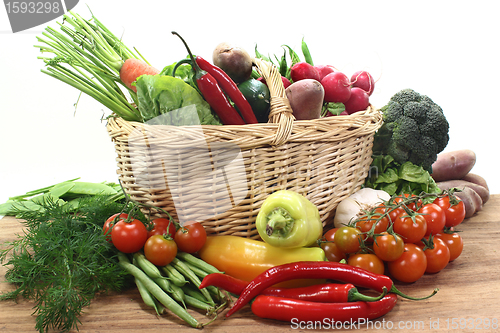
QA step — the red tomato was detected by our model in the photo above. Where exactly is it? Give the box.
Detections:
[373,232,405,261]
[417,203,446,236]
[387,243,427,283]
[392,193,421,211]
[321,242,346,262]
[148,218,177,239]
[418,237,450,274]
[323,228,339,242]
[348,253,385,275]
[392,211,427,243]
[111,218,148,253]
[103,213,129,243]
[356,207,390,241]
[144,235,178,266]
[334,226,365,254]
[435,232,464,261]
[433,195,466,228]
[175,222,207,253]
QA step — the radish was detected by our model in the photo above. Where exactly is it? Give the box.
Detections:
[321,72,351,103]
[257,76,292,89]
[290,62,320,82]
[314,65,336,81]
[344,87,370,114]
[350,70,375,96]
[120,58,160,92]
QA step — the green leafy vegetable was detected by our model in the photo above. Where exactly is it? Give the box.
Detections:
[365,155,441,196]
[0,195,131,333]
[134,75,222,125]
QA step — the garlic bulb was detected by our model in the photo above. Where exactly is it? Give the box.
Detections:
[333,188,391,228]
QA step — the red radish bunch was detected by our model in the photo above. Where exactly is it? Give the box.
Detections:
[289,62,376,116]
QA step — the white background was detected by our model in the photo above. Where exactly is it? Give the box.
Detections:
[1,0,499,205]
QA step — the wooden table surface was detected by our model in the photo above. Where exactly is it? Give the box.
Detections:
[1,195,500,333]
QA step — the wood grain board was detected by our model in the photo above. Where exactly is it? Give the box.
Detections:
[1,195,499,332]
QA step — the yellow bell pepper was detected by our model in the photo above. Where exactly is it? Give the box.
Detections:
[256,190,323,248]
[198,235,326,288]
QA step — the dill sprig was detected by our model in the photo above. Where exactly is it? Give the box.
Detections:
[0,195,132,333]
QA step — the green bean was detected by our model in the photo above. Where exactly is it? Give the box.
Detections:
[135,277,162,315]
[184,294,213,312]
[169,283,186,309]
[154,277,173,294]
[117,252,201,328]
[176,252,221,275]
[301,37,314,66]
[133,252,163,280]
[161,264,187,287]
[172,258,214,306]
[182,284,210,304]
[66,181,118,196]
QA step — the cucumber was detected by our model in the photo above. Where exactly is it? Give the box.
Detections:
[238,78,270,123]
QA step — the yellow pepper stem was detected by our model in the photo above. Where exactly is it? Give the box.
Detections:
[265,207,295,237]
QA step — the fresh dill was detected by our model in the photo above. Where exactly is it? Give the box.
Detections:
[0,195,133,333]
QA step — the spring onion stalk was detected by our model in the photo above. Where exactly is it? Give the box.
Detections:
[34,10,144,121]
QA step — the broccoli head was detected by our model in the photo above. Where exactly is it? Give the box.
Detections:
[372,88,449,171]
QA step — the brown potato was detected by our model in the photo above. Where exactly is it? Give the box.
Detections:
[431,149,476,182]
[285,79,325,120]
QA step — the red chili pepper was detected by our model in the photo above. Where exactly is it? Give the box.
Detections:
[196,56,258,124]
[225,261,437,317]
[199,273,384,302]
[251,294,398,323]
[172,32,245,125]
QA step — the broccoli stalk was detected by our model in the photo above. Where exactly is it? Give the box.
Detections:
[372,88,449,172]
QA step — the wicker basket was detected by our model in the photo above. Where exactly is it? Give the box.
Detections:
[106,58,383,239]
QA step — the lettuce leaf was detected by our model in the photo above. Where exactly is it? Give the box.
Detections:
[134,74,221,126]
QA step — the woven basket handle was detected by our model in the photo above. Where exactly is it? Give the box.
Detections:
[253,58,295,146]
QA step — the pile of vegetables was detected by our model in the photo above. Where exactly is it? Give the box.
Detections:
[0,7,494,332]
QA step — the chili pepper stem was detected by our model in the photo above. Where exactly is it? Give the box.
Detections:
[349,286,388,302]
[265,207,294,237]
[390,285,439,300]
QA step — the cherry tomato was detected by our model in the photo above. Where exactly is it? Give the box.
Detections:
[433,195,466,227]
[418,237,450,274]
[334,226,365,254]
[356,207,390,241]
[148,218,177,239]
[144,235,178,266]
[175,222,207,253]
[417,203,446,236]
[387,243,427,283]
[392,211,427,243]
[111,218,148,253]
[321,242,346,262]
[392,193,421,211]
[435,232,463,261]
[323,228,339,242]
[373,232,405,261]
[347,253,385,275]
[103,213,129,243]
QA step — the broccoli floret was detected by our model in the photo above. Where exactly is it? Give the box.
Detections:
[372,88,449,171]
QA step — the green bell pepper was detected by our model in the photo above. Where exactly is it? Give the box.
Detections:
[256,190,323,248]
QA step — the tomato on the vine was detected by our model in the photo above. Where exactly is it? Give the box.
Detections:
[334,226,365,254]
[392,193,421,211]
[392,211,427,244]
[148,218,177,239]
[418,237,450,274]
[103,213,128,243]
[323,228,339,242]
[111,218,148,253]
[373,232,404,261]
[175,222,207,253]
[435,232,463,261]
[348,253,385,275]
[417,203,446,236]
[387,243,427,283]
[356,207,390,241]
[321,242,346,262]
[433,195,466,228]
[144,235,178,266]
